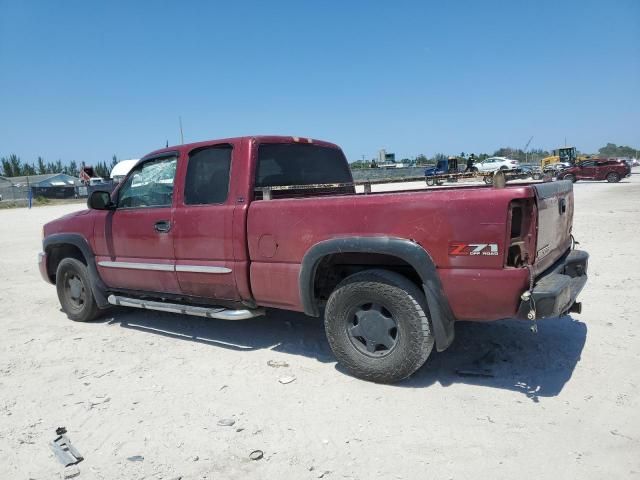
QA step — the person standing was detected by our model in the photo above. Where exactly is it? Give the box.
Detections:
[465,153,476,172]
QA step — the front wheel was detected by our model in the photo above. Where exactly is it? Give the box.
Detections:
[56,258,101,322]
[606,172,620,183]
[483,175,493,184]
[426,177,435,186]
[563,173,577,183]
[324,270,434,383]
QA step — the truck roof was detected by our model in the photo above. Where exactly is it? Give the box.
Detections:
[143,135,342,160]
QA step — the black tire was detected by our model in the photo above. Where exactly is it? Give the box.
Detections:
[483,175,493,185]
[606,172,620,183]
[324,269,434,383]
[563,173,576,183]
[56,258,101,322]
[426,177,435,186]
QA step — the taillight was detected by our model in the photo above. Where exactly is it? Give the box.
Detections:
[506,200,534,267]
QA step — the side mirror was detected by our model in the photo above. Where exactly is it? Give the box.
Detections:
[88,190,115,210]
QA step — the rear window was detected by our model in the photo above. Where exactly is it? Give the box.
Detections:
[255,143,352,188]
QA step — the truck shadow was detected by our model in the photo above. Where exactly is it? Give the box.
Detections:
[104,309,586,400]
[104,307,335,358]
[404,316,587,401]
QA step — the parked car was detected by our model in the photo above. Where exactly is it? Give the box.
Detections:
[474,156,520,173]
[617,158,638,169]
[558,159,631,183]
[543,162,570,175]
[519,163,543,180]
[39,135,589,383]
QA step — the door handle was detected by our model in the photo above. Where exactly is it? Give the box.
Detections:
[154,220,171,233]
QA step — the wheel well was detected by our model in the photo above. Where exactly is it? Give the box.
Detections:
[313,253,423,308]
[46,244,87,283]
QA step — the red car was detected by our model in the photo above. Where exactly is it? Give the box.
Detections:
[559,159,630,183]
[39,136,589,383]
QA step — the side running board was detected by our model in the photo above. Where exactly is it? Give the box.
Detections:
[107,295,265,320]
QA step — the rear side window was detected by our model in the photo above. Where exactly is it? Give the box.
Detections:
[255,143,352,188]
[184,145,232,205]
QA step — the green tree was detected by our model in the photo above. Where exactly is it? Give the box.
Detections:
[67,160,79,177]
[1,157,11,176]
[94,161,109,178]
[415,154,429,165]
[37,156,46,174]
[598,143,638,158]
[432,153,447,164]
[9,154,22,176]
[111,155,118,170]
[22,163,36,175]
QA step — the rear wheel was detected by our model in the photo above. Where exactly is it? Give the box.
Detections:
[606,172,620,183]
[426,177,435,186]
[483,174,493,184]
[324,270,434,383]
[56,258,100,322]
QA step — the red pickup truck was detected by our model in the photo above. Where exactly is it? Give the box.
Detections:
[39,136,589,383]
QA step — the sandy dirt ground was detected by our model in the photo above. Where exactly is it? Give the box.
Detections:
[1,174,639,480]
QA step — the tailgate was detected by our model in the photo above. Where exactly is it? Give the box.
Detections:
[533,180,574,274]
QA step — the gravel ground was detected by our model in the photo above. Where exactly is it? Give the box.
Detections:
[1,174,639,479]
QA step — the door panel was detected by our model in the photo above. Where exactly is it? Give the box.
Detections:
[93,155,181,293]
[576,161,596,180]
[172,145,240,300]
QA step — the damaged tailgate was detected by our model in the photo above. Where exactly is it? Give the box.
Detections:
[532,180,574,275]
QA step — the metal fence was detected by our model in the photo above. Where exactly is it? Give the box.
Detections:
[0,185,30,206]
[0,184,89,206]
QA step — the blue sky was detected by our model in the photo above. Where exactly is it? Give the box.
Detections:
[1,0,638,164]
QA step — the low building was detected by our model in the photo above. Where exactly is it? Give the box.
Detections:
[5,173,81,199]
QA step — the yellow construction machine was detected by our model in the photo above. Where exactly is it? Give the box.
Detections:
[541,146,592,169]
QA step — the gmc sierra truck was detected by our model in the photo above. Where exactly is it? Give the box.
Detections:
[39,136,589,383]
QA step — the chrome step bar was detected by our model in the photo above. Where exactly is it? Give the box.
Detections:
[107,295,265,320]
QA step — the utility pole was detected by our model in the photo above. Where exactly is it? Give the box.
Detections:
[179,116,185,144]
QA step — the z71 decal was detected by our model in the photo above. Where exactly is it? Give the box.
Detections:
[449,243,499,256]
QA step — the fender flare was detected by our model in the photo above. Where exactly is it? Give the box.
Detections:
[299,236,455,351]
[43,233,109,309]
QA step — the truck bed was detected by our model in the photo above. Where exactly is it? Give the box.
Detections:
[247,181,574,321]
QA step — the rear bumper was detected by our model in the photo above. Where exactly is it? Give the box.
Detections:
[38,251,53,284]
[517,249,588,319]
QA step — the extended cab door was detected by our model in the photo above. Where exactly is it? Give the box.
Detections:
[171,144,240,301]
[94,154,181,293]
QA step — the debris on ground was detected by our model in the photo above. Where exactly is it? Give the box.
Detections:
[49,428,84,467]
[63,465,80,478]
[267,360,290,368]
[278,375,296,384]
[249,450,264,461]
[217,418,236,427]
[127,455,144,462]
[87,395,111,409]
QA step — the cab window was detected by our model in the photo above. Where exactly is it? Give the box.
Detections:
[117,156,177,208]
[184,145,232,205]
